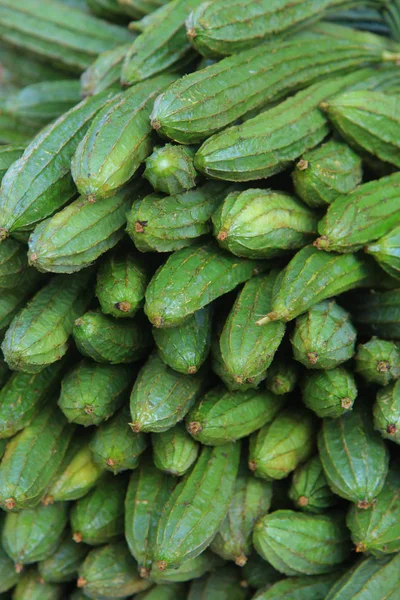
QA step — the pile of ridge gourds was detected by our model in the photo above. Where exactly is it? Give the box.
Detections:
[1,0,400,598]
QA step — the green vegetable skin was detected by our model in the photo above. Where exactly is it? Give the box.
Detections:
[151,35,397,144]
[0,89,116,239]
[186,0,350,57]
[145,241,264,328]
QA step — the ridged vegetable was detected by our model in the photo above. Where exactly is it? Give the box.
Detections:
[210,464,272,565]
[249,408,315,480]
[253,509,350,575]
[38,534,89,583]
[151,35,399,144]
[27,186,136,274]
[0,238,37,291]
[90,404,147,473]
[1,271,94,373]
[219,272,286,386]
[291,300,357,369]
[187,565,247,600]
[365,225,400,281]
[125,458,176,578]
[130,352,206,433]
[315,172,400,253]
[121,0,200,86]
[347,466,400,555]
[70,474,127,546]
[254,572,340,600]
[186,385,285,446]
[213,189,318,259]
[13,568,63,600]
[96,250,150,319]
[325,553,400,599]
[265,359,299,396]
[288,455,338,514]
[0,89,116,238]
[73,310,152,364]
[72,74,176,200]
[80,44,130,97]
[43,436,104,503]
[374,379,400,444]
[127,182,230,253]
[58,360,132,426]
[318,406,389,508]
[2,502,68,567]
[0,0,133,73]
[77,541,151,597]
[153,307,212,375]
[301,367,357,418]
[322,90,400,167]
[354,337,400,385]
[149,551,224,583]
[194,70,391,182]
[0,404,74,510]
[145,242,263,328]
[348,289,400,340]
[185,0,351,57]
[152,423,199,476]
[144,144,198,195]
[292,138,362,207]
[0,360,65,439]
[256,246,376,325]
[153,442,240,570]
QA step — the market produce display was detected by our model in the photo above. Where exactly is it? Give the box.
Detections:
[0,0,400,598]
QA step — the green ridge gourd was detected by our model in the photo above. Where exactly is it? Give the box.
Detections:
[58,360,132,426]
[185,0,358,57]
[256,245,377,325]
[301,367,357,418]
[151,423,199,476]
[1,271,94,373]
[212,189,318,259]
[194,69,399,182]
[152,306,212,375]
[354,337,400,385]
[120,0,201,86]
[0,404,75,511]
[318,405,389,508]
[0,89,117,239]
[125,457,176,578]
[90,404,147,473]
[38,534,89,583]
[27,186,137,274]
[315,172,400,252]
[253,509,350,576]
[71,74,176,201]
[151,33,400,144]
[366,225,400,280]
[209,463,272,566]
[145,241,263,328]
[153,442,240,570]
[373,379,400,444]
[290,300,357,369]
[249,407,315,480]
[127,182,231,253]
[96,250,150,319]
[321,90,400,167]
[219,272,286,385]
[288,455,338,514]
[70,474,127,546]
[186,385,285,446]
[346,466,400,555]
[144,144,198,195]
[292,138,362,207]
[73,310,152,364]
[129,352,206,433]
